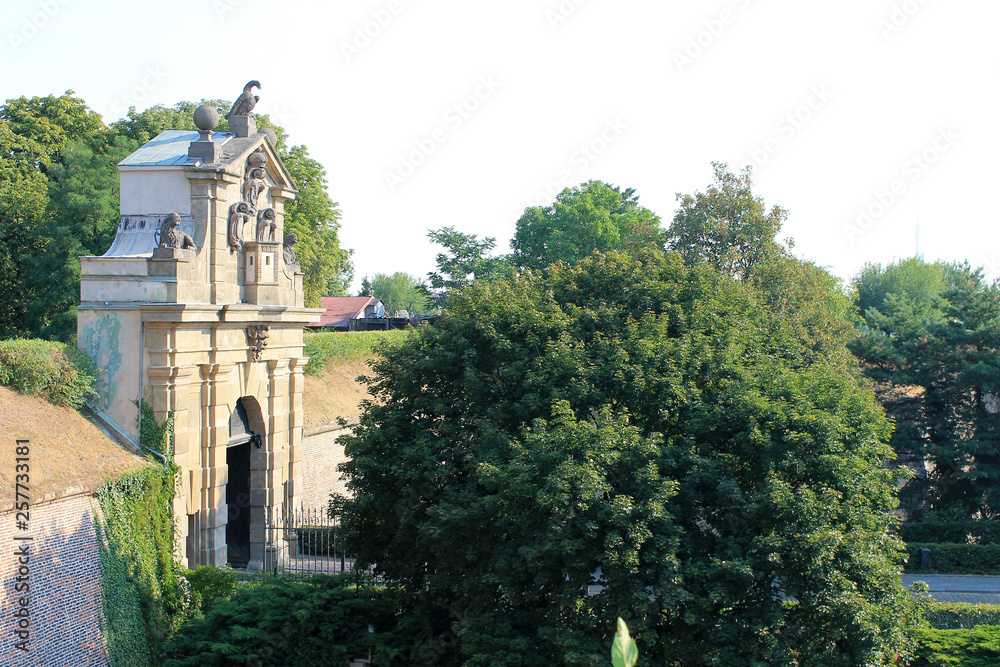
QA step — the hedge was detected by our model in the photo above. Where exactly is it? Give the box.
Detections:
[0,338,97,408]
[924,602,1000,629]
[163,574,410,666]
[903,521,1000,546]
[904,543,1000,574]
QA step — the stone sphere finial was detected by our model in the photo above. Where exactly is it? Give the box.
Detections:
[259,127,278,147]
[193,105,220,131]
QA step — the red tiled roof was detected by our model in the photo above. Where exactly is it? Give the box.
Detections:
[310,296,378,329]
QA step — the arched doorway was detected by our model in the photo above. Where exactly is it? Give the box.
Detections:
[226,397,263,568]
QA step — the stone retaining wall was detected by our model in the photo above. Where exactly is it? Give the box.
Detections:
[297,423,353,510]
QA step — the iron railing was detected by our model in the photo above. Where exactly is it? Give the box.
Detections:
[258,508,355,575]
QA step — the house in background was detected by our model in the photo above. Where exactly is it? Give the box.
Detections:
[309,296,386,331]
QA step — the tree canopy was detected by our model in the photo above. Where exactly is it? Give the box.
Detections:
[341,247,915,665]
[511,180,666,271]
[667,162,789,281]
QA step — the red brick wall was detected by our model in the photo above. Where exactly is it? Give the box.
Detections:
[0,493,108,666]
[298,425,352,510]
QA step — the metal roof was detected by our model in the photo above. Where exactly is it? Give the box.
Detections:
[118,130,234,167]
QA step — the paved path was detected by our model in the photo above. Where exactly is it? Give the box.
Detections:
[903,574,1000,603]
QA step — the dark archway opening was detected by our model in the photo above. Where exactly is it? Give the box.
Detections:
[226,399,255,568]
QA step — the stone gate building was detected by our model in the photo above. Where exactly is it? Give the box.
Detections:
[78,93,321,569]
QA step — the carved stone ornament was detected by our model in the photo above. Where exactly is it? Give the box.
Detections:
[282,233,299,267]
[227,149,270,251]
[158,212,196,250]
[256,208,276,242]
[247,325,270,362]
[226,80,261,119]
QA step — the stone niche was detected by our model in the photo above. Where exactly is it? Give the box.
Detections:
[78,105,321,569]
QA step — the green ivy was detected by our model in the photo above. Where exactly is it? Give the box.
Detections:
[96,402,194,666]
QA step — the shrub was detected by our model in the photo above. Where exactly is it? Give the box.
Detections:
[924,602,1000,629]
[0,338,97,408]
[904,543,1000,574]
[186,566,238,615]
[164,574,410,666]
[302,330,410,375]
[913,626,1000,666]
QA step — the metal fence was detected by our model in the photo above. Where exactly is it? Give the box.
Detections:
[258,508,356,575]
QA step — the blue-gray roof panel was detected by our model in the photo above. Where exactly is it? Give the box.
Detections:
[118,130,234,167]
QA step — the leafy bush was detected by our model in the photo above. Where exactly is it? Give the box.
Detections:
[303,329,410,375]
[924,602,1000,629]
[164,574,410,666]
[0,338,97,407]
[905,543,1000,574]
[186,566,238,615]
[902,521,1000,545]
[913,626,1000,666]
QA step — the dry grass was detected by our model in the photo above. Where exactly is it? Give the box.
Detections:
[303,358,377,430]
[0,386,149,508]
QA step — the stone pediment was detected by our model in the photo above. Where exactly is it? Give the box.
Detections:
[211,133,297,196]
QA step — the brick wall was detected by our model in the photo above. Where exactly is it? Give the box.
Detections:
[0,493,108,666]
[297,424,353,511]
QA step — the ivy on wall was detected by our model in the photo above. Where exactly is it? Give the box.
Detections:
[95,402,195,666]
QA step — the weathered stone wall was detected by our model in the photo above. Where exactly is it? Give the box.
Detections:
[297,424,353,510]
[0,493,108,666]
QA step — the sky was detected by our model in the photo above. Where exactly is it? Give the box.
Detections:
[3,0,999,293]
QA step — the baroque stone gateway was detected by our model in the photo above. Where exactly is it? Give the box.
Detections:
[77,86,321,569]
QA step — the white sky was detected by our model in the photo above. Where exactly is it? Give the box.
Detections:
[3,0,998,293]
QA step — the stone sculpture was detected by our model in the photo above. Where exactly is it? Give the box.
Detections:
[158,213,196,250]
[226,80,261,119]
[228,202,251,252]
[282,233,299,266]
[228,149,271,251]
[256,208,276,242]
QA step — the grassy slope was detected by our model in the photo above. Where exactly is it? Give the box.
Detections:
[0,386,149,506]
[302,329,411,430]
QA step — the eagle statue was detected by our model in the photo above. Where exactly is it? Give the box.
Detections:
[226,80,261,119]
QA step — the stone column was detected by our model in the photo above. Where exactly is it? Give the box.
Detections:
[197,362,237,566]
[286,356,308,510]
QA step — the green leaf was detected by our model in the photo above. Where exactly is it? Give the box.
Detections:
[612,617,638,667]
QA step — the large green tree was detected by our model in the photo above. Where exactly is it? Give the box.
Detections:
[341,248,915,666]
[850,259,1000,518]
[358,272,432,315]
[511,180,666,271]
